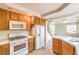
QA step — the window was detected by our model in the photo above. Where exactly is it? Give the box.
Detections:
[66,24,77,33]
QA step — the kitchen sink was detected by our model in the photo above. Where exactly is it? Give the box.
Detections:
[69,39,79,43]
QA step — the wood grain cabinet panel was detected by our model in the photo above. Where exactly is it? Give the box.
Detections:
[20,14,26,22]
[33,16,39,25]
[33,16,46,25]
[53,37,76,55]
[62,41,75,55]
[0,43,10,55]
[53,38,59,54]
[0,9,9,30]
[10,12,20,21]
[53,38,62,55]
[28,37,34,52]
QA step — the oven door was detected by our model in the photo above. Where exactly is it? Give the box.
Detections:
[10,38,28,55]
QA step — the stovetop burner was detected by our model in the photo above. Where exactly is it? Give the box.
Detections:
[9,36,26,41]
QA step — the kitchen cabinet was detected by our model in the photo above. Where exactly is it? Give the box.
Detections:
[40,19,46,25]
[53,37,76,55]
[33,16,39,25]
[62,41,75,55]
[20,14,26,22]
[26,20,32,30]
[0,43,10,55]
[10,12,20,21]
[53,38,62,55]
[33,16,46,25]
[26,16,34,29]
[0,8,9,30]
[28,36,34,52]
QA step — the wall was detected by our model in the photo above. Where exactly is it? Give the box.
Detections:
[0,30,30,41]
[46,31,52,49]
[54,23,66,35]
[0,31,8,40]
[46,22,66,50]
[46,21,52,50]
[9,30,29,37]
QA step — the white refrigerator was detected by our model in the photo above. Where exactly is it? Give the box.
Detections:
[35,25,45,50]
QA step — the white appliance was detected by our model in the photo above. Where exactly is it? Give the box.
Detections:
[40,26,45,48]
[35,25,45,50]
[9,20,26,29]
[9,32,28,55]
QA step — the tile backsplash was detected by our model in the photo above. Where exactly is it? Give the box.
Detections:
[0,31,9,40]
[9,30,29,37]
[0,30,30,41]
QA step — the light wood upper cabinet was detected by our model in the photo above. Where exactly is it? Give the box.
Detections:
[0,9,9,30]
[40,19,46,25]
[0,8,46,30]
[33,16,38,25]
[10,12,20,21]
[0,43,10,55]
[20,14,26,22]
[33,16,46,25]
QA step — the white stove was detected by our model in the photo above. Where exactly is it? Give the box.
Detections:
[9,31,28,55]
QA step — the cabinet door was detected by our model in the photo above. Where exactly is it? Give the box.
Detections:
[40,19,43,25]
[28,38,34,52]
[53,38,62,55]
[26,16,32,29]
[43,20,46,25]
[58,39,62,54]
[10,12,20,21]
[0,9,9,30]
[62,41,75,55]
[0,43,10,55]
[20,14,26,22]
[34,16,40,25]
[53,38,59,54]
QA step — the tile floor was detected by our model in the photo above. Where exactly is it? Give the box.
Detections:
[28,48,56,55]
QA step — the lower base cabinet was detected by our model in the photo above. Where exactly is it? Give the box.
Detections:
[53,38,62,55]
[53,38,76,55]
[62,41,75,55]
[28,37,34,52]
[0,43,10,55]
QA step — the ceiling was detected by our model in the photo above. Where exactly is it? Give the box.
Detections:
[1,3,79,21]
[44,3,79,20]
[16,3,63,15]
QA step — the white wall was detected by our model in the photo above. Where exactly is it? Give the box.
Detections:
[46,31,52,49]
[0,30,29,41]
[54,23,66,35]
[46,21,52,50]
[0,31,8,40]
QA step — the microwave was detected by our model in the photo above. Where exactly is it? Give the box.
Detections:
[9,20,26,29]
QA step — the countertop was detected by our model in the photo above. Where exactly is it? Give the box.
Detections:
[0,35,34,45]
[53,35,79,46]
[0,39,9,45]
[27,35,34,38]
[53,35,79,55]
